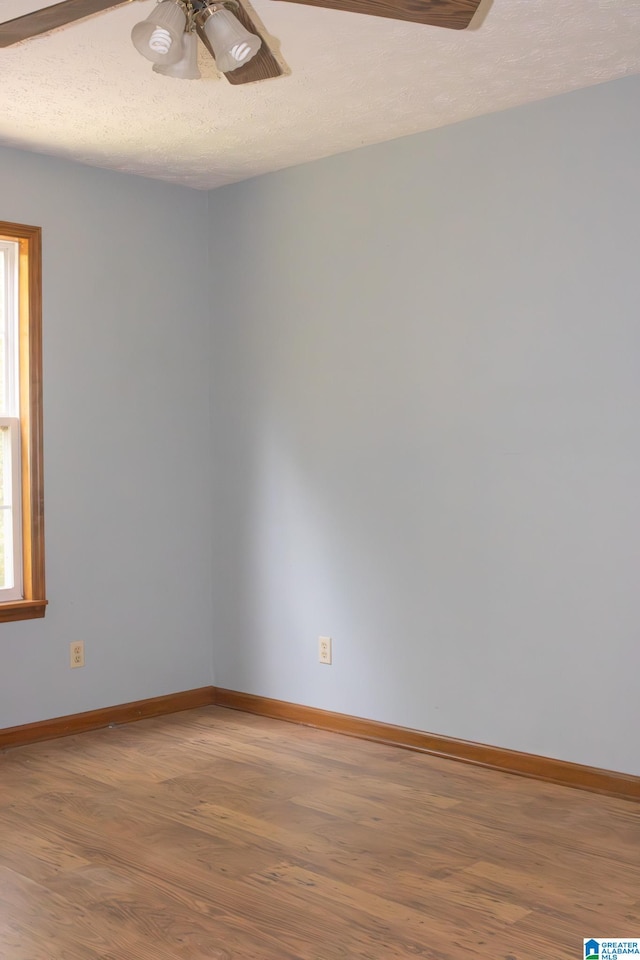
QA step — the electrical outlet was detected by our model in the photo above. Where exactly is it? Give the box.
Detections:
[318,636,332,665]
[70,641,85,668]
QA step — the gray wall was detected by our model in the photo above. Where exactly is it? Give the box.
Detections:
[208,76,640,775]
[0,147,214,727]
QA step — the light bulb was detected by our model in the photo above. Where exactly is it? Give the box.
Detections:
[233,42,253,61]
[149,27,172,54]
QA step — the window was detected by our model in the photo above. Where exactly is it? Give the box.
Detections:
[0,222,46,622]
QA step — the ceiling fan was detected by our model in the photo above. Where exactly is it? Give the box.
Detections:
[0,0,482,85]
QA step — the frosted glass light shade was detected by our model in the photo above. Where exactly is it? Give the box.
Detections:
[131,0,187,65]
[202,8,261,73]
[153,31,201,78]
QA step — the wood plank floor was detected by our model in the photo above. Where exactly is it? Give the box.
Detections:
[0,706,638,960]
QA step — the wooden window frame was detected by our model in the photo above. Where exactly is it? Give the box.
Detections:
[0,221,46,622]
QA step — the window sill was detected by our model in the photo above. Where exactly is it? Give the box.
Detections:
[0,599,47,623]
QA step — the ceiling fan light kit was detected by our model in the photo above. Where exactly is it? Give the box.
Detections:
[131,0,261,74]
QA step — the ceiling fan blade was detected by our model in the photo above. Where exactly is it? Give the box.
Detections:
[0,0,135,48]
[270,0,481,28]
[196,5,283,86]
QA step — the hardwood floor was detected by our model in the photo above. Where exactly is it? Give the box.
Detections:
[0,706,638,960]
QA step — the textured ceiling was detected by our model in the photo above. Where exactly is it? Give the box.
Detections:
[0,0,639,189]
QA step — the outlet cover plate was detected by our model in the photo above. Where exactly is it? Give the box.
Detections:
[318,636,332,665]
[70,641,85,668]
